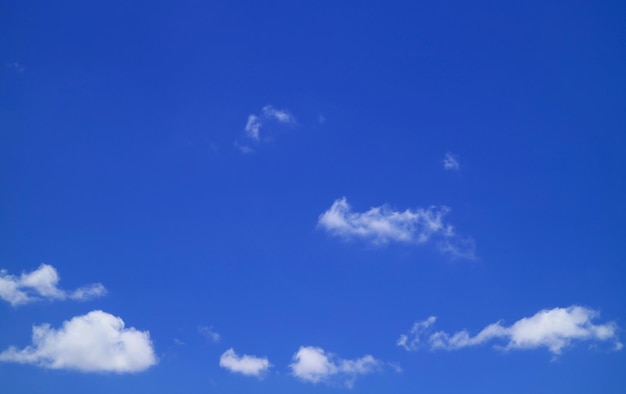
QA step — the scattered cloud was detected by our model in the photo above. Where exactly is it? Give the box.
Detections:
[0,264,106,306]
[443,152,460,170]
[198,325,220,343]
[262,105,296,124]
[318,197,475,258]
[237,105,296,151]
[0,310,157,373]
[398,306,622,357]
[290,346,381,388]
[219,348,271,378]
[6,62,24,73]
[245,114,262,141]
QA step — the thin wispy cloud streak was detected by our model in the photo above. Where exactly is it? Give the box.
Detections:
[0,264,106,306]
[318,197,475,258]
[290,346,381,388]
[398,306,622,356]
[0,310,157,373]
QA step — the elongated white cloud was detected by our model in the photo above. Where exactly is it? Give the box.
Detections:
[0,264,106,306]
[0,310,157,372]
[290,346,381,388]
[239,105,296,147]
[318,197,475,258]
[443,152,460,170]
[219,348,271,377]
[398,306,622,356]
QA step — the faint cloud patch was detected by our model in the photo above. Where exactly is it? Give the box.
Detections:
[6,62,24,73]
[236,105,296,152]
[443,152,460,170]
[198,325,220,343]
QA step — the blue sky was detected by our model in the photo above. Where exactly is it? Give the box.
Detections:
[1,1,626,392]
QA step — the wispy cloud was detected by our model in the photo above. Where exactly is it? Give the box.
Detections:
[0,264,106,306]
[0,310,157,373]
[237,105,296,151]
[443,152,460,170]
[290,346,381,388]
[6,62,24,73]
[398,306,622,357]
[318,197,475,258]
[219,348,271,378]
[198,325,220,343]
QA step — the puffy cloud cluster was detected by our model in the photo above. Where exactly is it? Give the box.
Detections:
[0,310,157,373]
[0,264,106,306]
[398,306,622,356]
[318,197,475,258]
[290,346,381,388]
[219,348,271,377]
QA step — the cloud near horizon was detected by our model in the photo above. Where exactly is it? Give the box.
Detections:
[318,197,475,258]
[290,346,381,388]
[398,306,622,356]
[0,310,157,373]
[219,348,271,377]
[0,264,106,306]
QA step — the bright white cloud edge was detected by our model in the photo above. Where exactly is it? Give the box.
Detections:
[318,197,475,259]
[0,264,106,306]
[398,306,622,356]
[0,310,157,373]
[290,346,381,388]
[219,348,271,377]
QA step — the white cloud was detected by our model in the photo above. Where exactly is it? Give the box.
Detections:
[0,310,157,373]
[219,348,271,378]
[198,325,220,342]
[318,197,475,258]
[238,105,296,149]
[262,105,296,124]
[0,264,107,306]
[398,306,622,356]
[245,114,262,140]
[290,346,381,388]
[443,152,460,170]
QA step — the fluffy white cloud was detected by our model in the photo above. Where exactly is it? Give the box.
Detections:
[0,264,106,306]
[198,325,220,342]
[239,105,296,147]
[219,348,271,377]
[443,152,460,170]
[290,346,381,388]
[318,197,475,258]
[0,310,157,373]
[398,306,622,356]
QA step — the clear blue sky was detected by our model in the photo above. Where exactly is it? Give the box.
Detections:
[1,1,625,393]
